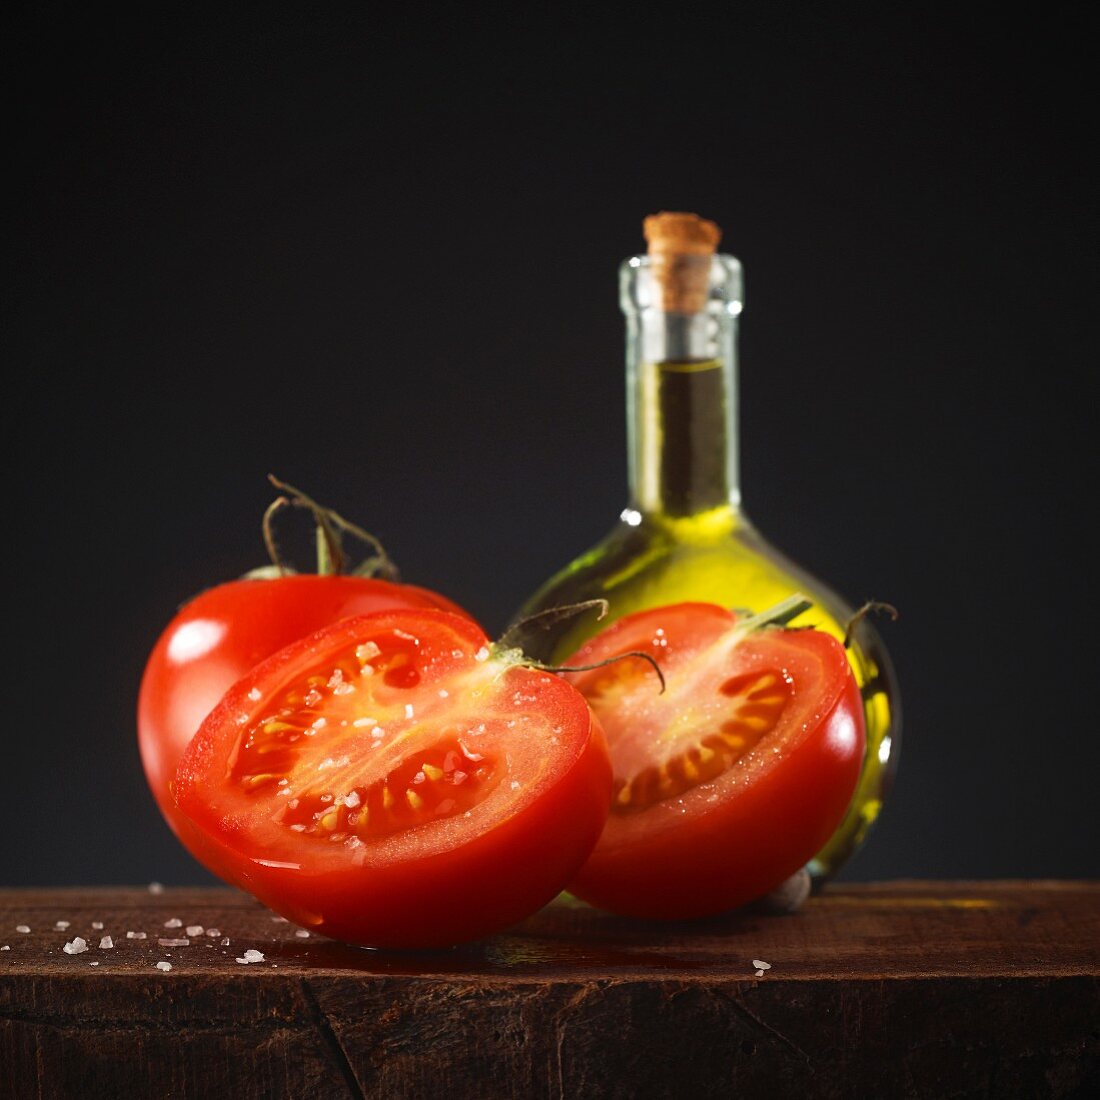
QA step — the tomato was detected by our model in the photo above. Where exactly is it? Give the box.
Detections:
[138,574,472,867]
[173,608,611,947]
[563,602,864,919]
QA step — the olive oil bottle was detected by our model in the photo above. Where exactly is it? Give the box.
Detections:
[517,213,899,882]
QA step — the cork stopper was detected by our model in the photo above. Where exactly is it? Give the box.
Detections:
[643,211,721,313]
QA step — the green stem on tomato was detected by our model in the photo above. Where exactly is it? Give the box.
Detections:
[737,594,814,632]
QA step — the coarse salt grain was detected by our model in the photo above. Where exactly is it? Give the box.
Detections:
[55,921,70,930]
[295,929,310,938]
[155,961,172,972]
[221,938,230,946]
[753,959,772,976]
[247,687,262,701]
[186,925,203,937]
[15,925,30,934]
[100,936,114,949]
[405,704,415,719]
[344,791,361,809]
[159,938,189,947]
[205,928,221,937]
[1,946,9,951]
[90,961,99,966]
[63,938,88,955]
[164,918,183,928]
[126,932,147,940]
[91,921,104,930]
[244,949,264,962]
[148,882,165,894]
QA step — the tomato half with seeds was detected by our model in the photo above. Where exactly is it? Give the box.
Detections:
[564,602,864,919]
[138,574,473,867]
[174,609,611,947]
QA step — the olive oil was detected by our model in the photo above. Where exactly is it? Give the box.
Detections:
[517,214,899,882]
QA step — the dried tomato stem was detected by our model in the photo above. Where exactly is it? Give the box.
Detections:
[520,651,666,695]
[843,601,899,648]
[498,599,609,653]
[261,496,292,574]
[264,475,398,580]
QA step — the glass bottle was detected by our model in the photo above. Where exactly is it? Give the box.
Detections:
[516,214,900,882]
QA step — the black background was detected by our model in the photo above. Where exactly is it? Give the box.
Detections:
[3,5,1095,887]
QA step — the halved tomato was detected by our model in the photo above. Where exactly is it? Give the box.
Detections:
[174,609,611,947]
[564,601,864,919]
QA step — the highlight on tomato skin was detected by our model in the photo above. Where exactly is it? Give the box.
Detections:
[562,601,865,920]
[173,608,612,948]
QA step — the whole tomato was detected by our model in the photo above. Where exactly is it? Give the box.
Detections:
[138,479,474,870]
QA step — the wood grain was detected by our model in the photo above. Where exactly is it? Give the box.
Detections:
[1,881,1097,1098]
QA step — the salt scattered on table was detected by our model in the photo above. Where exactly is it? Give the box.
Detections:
[126,931,147,939]
[235,948,265,964]
[159,938,189,947]
[186,925,204,937]
[753,959,772,977]
[55,921,70,930]
[1,945,9,951]
[164,918,183,928]
[206,928,221,937]
[15,925,30,934]
[100,936,114,949]
[148,882,165,895]
[91,921,104,930]
[90,961,99,966]
[63,937,88,955]
[221,938,230,946]
[295,930,310,938]
[155,961,172,972]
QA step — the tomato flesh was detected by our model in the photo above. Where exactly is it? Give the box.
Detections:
[175,609,611,947]
[138,574,473,870]
[565,603,864,919]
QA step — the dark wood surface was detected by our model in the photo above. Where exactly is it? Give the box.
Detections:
[1,881,1097,1098]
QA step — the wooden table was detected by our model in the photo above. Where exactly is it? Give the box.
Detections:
[1,881,1096,1098]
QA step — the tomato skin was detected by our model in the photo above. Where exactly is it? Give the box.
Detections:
[173,609,612,948]
[227,740,611,947]
[138,574,473,867]
[565,604,865,920]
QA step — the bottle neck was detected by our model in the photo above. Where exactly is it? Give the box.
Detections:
[621,254,743,521]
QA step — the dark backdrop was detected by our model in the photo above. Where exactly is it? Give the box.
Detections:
[3,5,1095,886]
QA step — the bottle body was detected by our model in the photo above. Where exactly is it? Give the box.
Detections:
[518,243,899,882]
